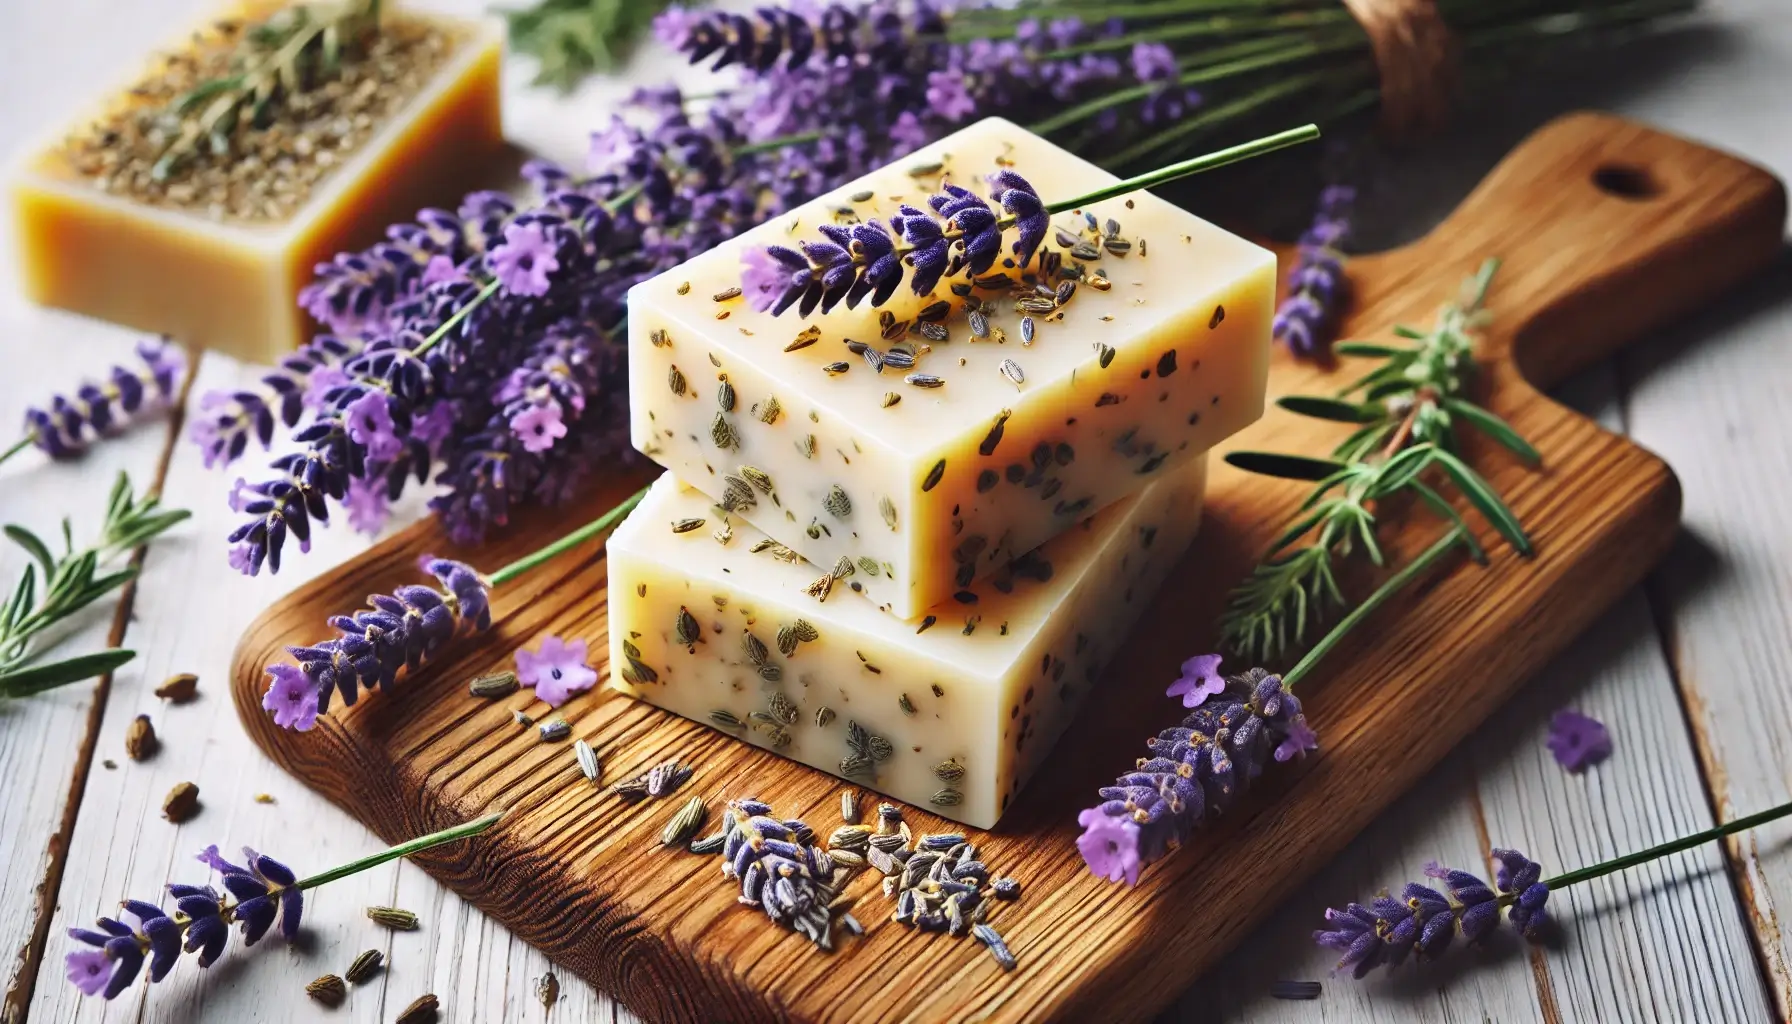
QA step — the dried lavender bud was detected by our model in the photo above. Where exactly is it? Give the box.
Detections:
[661,796,707,846]
[307,974,347,1007]
[366,906,420,930]
[162,782,200,822]
[646,761,694,797]
[18,339,184,463]
[125,715,159,762]
[344,948,384,984]
[468,671,519,698]
[395,993,440,1024]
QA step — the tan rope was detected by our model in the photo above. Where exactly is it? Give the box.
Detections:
[1339,0,1458,138]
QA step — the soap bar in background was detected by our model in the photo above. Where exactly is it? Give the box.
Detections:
[7,2,503,361]
[627,116,1272,620]
[608,456,1208,829]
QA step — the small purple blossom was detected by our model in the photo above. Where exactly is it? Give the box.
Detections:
[1546,709,1611,772]
[509,402,568,454]
[925,70,977,121]
[344,391,403,461]
[1076,665,1314,884]
[1275,184,1356,357]
[487,221,560,297]
[1130,42,1178,82]
[261,664,321,731]
[1315,849,1550,977]
[741,245,792,313]
[343,476,391,535]
[1166,653,1225,707]
[515,635,598,707]
[65,949,113,996]
[1276,716,1320,761]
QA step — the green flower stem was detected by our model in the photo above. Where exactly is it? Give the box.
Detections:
[294,811,502,892]
[734,131,824,156]
[1541,799,1792,891]
[1283,527,1468,689]
[0,435,34,468]
[1104,72,1347,169]
[486,485,648,588]
[412,278,500,360]
[1040,9,1360,59]
[1046,122,1318,213]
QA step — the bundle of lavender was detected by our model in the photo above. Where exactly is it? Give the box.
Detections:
[655,0,1695,354]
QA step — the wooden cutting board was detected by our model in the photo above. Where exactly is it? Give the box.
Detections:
[230,113,1785,1024]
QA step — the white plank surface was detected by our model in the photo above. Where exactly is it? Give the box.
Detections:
[1,0,1790,1022]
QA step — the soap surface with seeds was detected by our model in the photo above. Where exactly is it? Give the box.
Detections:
[607,457,1208,829]
[626,117,1271,618]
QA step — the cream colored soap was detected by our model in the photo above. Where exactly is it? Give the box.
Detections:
[608,457,1208,829]
[8,3,503,361]
[627,116,1270,620]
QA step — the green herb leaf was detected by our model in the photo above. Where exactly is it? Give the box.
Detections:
[1225,451,1348,481]
[1441,398,1541,464]
[1334,340,1415,358]
[1391,325,1427,340]
[0,648,135,699]
[4,526,56,578]
[1410,481,1488,564]
[1276,395,1379,423]
[1430,449,1533,556]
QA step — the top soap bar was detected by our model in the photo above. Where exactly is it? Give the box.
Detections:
[627,117,1272,619]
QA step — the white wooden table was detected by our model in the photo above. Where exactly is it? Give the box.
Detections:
[2,1,1789,1021]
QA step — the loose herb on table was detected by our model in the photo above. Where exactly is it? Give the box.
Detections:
[501,0,680,90]
[0,473,189,699]
[1220,258,1538,665]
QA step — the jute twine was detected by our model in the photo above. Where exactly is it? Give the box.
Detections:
[1338,0,1458,138]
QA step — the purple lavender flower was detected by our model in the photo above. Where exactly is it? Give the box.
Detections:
[64,845,300,1000]
[342,476,391,536]
[1546,709,1611,772]
[514,634,597,707]
[1315,849,1551,977]
[719,798,842,948]
[267,557,490,726]
[1166,653,1225,708]
[487,221,562,297]
[754,171,1046,316]
[1274,184,1356,357]
[1075,658,1315,884]
[16,339,184,463]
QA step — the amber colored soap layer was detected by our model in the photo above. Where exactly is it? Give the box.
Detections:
[609,457,1207,829]
[628,117,1272,619]
[7,13,503,362]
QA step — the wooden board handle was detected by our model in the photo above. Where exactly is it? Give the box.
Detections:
[1362,111,1786,389]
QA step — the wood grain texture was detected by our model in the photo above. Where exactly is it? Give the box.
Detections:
[213,112,1784,1024]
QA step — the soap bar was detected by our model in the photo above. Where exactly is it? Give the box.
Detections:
[608,457,1208,829]
[8,2,503,361]
[627,116,1270,619]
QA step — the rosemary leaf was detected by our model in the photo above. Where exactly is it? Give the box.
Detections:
[503,0,679,91]
[1441,397,1543,464]
[1225,451,1349,481]
[1276,395,1380,423]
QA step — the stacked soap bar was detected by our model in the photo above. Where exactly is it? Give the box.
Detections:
[8,1,503,361]
[609,459,1208,829]
[627,116,1273,619]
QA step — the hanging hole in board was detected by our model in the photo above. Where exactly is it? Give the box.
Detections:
[1591,164,1659,201]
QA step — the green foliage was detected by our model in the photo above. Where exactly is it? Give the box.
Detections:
[0,474,189,699]
[503,0,680,92]
[1219,259,1537,664]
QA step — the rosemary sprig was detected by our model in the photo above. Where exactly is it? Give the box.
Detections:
[1220,258,1537,663]
[501,0,680,91]
[150,0,382,182]
[0,473,190,698]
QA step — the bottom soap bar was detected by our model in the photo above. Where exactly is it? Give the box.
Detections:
[607,458,1208,829]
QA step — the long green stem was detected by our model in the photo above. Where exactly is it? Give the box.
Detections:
[1542,799,1792,891]
[486,486,648,588]
[1284,528,1467,688]
[294,811,502,892]
[412,279,500,360]
[0,435,33,468]
[1044,123,1318,213]
[734,131,824,156]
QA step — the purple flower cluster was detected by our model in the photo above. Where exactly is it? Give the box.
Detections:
[752,169,1047,316]
[720,797,842,948]
[1273,184,1355,357]
[659,3,1199,173]
[66,845,300,999]
[1314,848,1550,977]
[21,339,184,461]
[1546,709,1612,772]
[263,556,489,729]
[1076,656,1317,885]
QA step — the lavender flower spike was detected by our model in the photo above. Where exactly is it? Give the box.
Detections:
[64,844,300,1000]
[1314,848,1550,977]
[268,556,491,727]
[1273,184,1355,357]
[751,172,1047,317]
[17,339,184,463]
[1076,657,1316,884]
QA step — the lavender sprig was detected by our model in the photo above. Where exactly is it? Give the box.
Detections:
[1273,183,1355,357]
[1077,528,1469,884]
[2,339,184,467]
[749,124,1321,317]
[65,812,500,1001]
[262,486,644,729]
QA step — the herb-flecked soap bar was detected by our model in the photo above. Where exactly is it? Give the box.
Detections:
[7,1,502,361]
[608,456,1208,829]
[627,116,1270,620]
